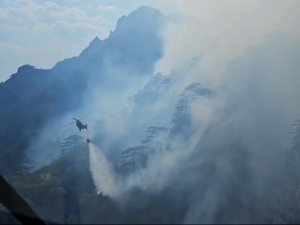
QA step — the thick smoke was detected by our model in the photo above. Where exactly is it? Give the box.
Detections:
[87,32,300,222]
[23,2,300,223]
[142,1,300,223]
[181,35,300,223]
[110,1,300,223]
[156,0,300,82]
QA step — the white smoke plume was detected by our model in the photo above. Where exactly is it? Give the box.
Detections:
[115,1,300,223]
[156,0,300,83]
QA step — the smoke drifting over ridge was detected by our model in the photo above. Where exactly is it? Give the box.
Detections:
[20,2,300,223]
[90,34,300,223]
[156,0,300,82]
[146,1,300,223]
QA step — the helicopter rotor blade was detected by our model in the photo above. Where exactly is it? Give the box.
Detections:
[62,115,90,129]
[61,121,76,128]
[73,116,89,122]
[79,116,89,120]
[80,115,91,123]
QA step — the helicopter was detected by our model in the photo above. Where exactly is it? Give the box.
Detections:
[62,118,88,132]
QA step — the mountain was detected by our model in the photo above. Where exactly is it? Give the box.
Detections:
[1,5,297,225]
[0,6,165,175]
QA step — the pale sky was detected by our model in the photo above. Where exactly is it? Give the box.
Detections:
[1,0,299,83]
[0,0,177,82]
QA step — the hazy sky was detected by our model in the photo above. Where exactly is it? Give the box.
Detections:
[0,0,177,82]
[1,0,299,83]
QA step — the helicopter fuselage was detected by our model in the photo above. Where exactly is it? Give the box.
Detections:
[75,120,88,131]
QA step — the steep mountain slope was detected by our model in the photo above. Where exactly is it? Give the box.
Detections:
[0,6,165,175]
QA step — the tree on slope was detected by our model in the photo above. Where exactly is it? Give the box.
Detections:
[61,134,83,156]
[120,146,147,176]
